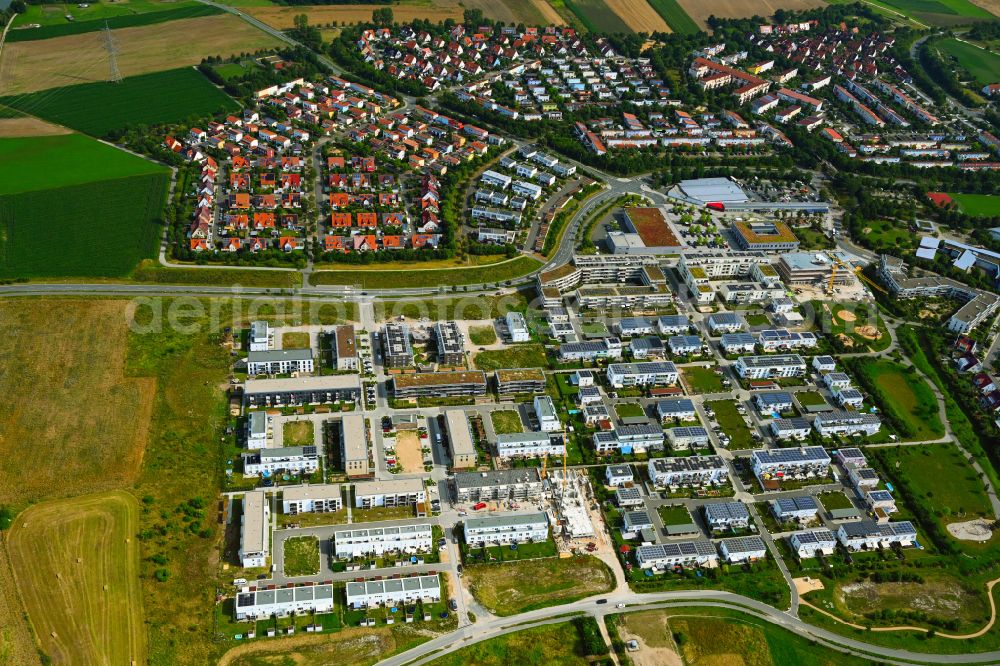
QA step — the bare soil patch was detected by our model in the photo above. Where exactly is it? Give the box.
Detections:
[248,4,462,28]
[794,576,825,595]
[605,0,671,33]
[395,429,424,474]
[948,518,995,542]
[0,15,281,94]
[621,611,683,666]
[677,0,824,28]
[837,309,858,322]
[0,116,71,137]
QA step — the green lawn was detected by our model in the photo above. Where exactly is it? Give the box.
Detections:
[818,491,854,511]
[657,504,693,526]
[706,400,755,450]
[879,0,993,25]
[283,536,320,576]
[426,620,592,666]
[851,360,943,441]
[281,332,311,350]
[1,68,238,138]
[937,38,1000,88]
[130,261,304,289]
[645,0,700,33]
[614,402,646,419]
[282,420,314,447]
[949,193,1000,217]
[859,219,916,251]
[817,302,891,352]
[795,391,828,408]
[469,325,498,346]
[490,410,524,435]
[377,292,529,321]
[9,2,220,40]
[745,313,770,326]
[310,256,543,288]
[0,135,166,195]
[474,344,548,371]
[682,366,724,393]
[466,556,614,616]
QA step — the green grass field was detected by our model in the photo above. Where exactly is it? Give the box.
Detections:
[426,621,591,666]
[949,193,1000,217]
[490,410,524,435]
[658,504,693,526]
[562,0,632,33]
[818,491,854,511]
[645,0,700,33]
[7,491,145,665]
[879,0,994,24]
[465,556,614,616]
[283,536,320,576]
[855,360,943,441]
[795,391,828,408]
[474,344,548,371]
[0,68,238,137]
[615,402,646,419]
[859,219,917,250]
[469,324,498,345]
[131,261,304,288]
[0,134,165,195]
[310,256,542,289]
[8,2,221,40]
[937,38,1000,87]
[706,400,755,449]
[283,420,314,446]
[681,365,724,393]
[0,172,168,279]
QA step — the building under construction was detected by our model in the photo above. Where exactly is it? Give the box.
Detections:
[548,469,595,538]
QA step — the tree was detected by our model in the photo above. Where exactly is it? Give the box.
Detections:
[372,7,393,25]
[464,8,484,25]
[10,0,26,13]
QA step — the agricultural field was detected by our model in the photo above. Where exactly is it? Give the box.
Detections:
[0,115,70,137]
[426,621,593,666]
[1,68,238,137]
[675,0,824,29]
[563,0,634,33]
[7,491,145,665]
[0,535,42,666]
[309,256,543,289]
[583,0,671,33]
[937,38,1000,88]
[248,2,463,28]
[0,171,168,278]
[491,409,525,435]
[0,14,282,95]
[879,0,995,25]
[646,0,700,33]
[465,555,614,616]
[0,134,165,194]
[851,360,943,441]
[949,193,1000,217]
[9,1,220,40]
[474,344,548,371]
[0,300,156,506]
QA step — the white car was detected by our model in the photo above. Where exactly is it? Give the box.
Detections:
[233,578,248,586]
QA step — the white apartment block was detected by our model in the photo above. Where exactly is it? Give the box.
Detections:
[837,520,917,551]
[750,446,831,480]
[734,354,806,379]
[635,540,718,569]
[464,512,549,546]
[247,349,314,375]
[235,585,335,621]
[718,536,767,563]
[249,320,271,352]
[240,490,270,568]
[506,311,530,342]
[648,456,727,487]
[333,523,433,559]
[594,424,664,454]
[354,478,426,509]
[496,431,565,458]
[243,446,319,477]
[813,411,882,437]
[607,362,679,388]
[246,411,269,449]
[282,484,343,514]
[533,395,561,432]
[345,575,441,609]
[789,529,837,558]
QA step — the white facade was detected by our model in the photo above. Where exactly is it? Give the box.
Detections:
[240,490,270,568]
[607,362,679,388]
[635,541,718,569]
[354,478,426,509]
[243,446,319,477]
[648,456,727,487]
[751,447,831,480]
[789,529,837,558]
[247,349,315,375]
[282,484,343,514]
[533,395,561,432]
[464,512,549,546]
[249,320,271,352]
[496,432,565,458]
[345,575,441,609]
[718,536,767,563]
[235,584,335,620]
[813,411,881,437]
[735,355,806,379]
[837,520,917,551]
[506,311,530,342]
[333,523,433,559]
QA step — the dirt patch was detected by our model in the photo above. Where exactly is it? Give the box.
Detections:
[855,324,882,340]
[395,429,424,474]
[248,4,462,29]
[919,309,936,319]
[219,626,398,666]
[794,576,825,596]
[968,0,1000,16]
[839,579,987,622]
[948,518,995,542]
[0,15,282,94]
[836,333,855,348]
[605,0,671,33]
[621,611,683,666]
[0,117,71,137]
[837,309,858,322]
[677,0,824,28]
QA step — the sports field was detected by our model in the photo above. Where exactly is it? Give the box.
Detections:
[9,2,221,41]
[676,0,824,28]
[936,38,1000,88]
[0,14,281,95]
[1,68,238,137]
[949,193,1000,217]
[7,491,145,665]
[0,300,156,505]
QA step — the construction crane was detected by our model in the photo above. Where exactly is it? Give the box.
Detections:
[541,453,547,480]
[828,257,888,296]
[562,448,568,491]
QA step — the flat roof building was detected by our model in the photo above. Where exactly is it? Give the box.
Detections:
[464,512,549,546]
[242,375,361,408]
[282,484,343,514]
[341,413,369,478]
[392,371,488,399]
[382,323,414,368]
[354,478,426,509]
[240,490,270,568]
[345,574,441,609]
[453,468,543,503]
[444,409,477,469]
[434,321,465,366]
[333,523,433,559]
[235,584,334,621]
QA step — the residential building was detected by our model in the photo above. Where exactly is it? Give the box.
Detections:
[594,424,664,453]
[666,426,710,450]
[345,575,441,609]
[813,355,836,373]
[243,446,319,476]
[754,391,793,414]
[757,329,818,351]
[823,372,852,391]
[341,413,369,478]
[648,456,727,487]
[668,335,703,356]
[750,447,831,480]
[558,338,623,362]
[607,362,679,388]
[718,536,767,563]
[789,529,837,558]
[235,584,335,621]
[837,520,918,551]
[494,368,546,394]
[282,484,343,514]
[615,486,644,508]
[707,312,745,334]
[496,431,565,458]
[630,336,666,359]
[657,398,697,422]
[354,478,426,509]
[454,469,543,503]
[333,325,358,371]
[606,465,634,487]
[703,502,751,531]
[333,522,434,559]
[464,512,549,546]
[734,354,806,379]
[247,349,314,375]
[240,490,270,568]
[615,317,656,337]
[866,489,897,514]
[635,540,718,569]
[658,315,691,335]
[835,388,865,409]
[623,510,654,535]
[813,411,881,437]
[770,496,819,523]
[506,311,530,342]
[249,320,271,352]
[382,323,414,368]
[847,466,880,492]
[242,375,361,408]
[246,411,269,448]
[434,321,465,365]
[444,409,477,469]
[770,417,811,440]
[720,333,757,354]
[392,371,488,399]
[534,395,561,432]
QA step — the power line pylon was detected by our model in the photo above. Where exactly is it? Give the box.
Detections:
[103,22,122,84]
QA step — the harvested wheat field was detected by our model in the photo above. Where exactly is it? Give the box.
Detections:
[0,116,71,137]
[0,14,281,94]
[606,0,671,33]
[0,540,39,666]
[7,491,145,666]
[463,0,565,25]
[248,3,463,29]
[678,0,823,28]
[0,299,155,505]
